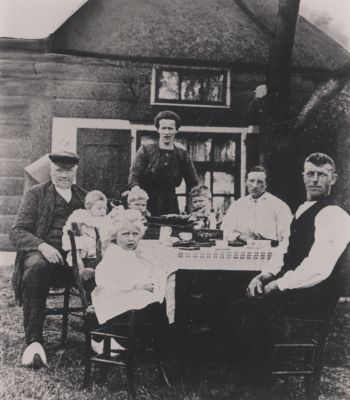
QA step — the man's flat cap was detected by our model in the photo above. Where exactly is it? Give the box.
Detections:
[48,151,80,167]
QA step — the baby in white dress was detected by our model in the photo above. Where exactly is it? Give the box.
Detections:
[62,190,112,280]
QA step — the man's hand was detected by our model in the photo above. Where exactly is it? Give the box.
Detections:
[134,283,154,292]
[80,268,95,281]
[238,232,260,243]
[263,281,280,295]
[37,243,64,264]
[247,272,275,297]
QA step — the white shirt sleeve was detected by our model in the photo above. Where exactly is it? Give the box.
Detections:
[275,201,293,254]
[261,248,285,275]
[222,201,240,240]
[276,205,350,291]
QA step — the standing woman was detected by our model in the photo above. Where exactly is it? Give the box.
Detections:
[128,111,199,216]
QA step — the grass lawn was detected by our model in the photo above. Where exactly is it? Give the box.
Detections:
[0,262,349,400]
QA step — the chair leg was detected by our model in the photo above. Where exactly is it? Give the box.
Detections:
[126,311,136,399]
[61,285,70,345]
[83,331,93,388]
[98,334,111,384]
[154,330,171,388]
[310,346,326,399]
[309,321,329,400]
[304,347,314,399]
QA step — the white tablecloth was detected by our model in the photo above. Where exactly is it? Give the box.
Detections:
[139,240,277,323]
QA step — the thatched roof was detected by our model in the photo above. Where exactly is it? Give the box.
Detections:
[53,0,350,72]
[247,0,350,71]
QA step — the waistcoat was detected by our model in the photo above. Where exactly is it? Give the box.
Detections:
[282,197,346,298]
[46,191,82,250]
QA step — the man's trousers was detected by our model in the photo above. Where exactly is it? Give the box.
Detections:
[21,250,74,344]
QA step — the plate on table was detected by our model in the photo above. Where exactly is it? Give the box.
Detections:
[228,240,246,247]
[172,240,196,248]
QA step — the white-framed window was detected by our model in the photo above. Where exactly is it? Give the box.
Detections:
[151,65,231,108]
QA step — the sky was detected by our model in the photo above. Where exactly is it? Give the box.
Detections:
[0,0,88,39]
[300,0,350,51]
[0,0,349,52]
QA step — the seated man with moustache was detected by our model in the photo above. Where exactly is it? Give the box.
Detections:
[10,152,85,369]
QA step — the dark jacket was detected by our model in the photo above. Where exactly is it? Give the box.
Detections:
[128,143,199,215]
[10,180,86,304]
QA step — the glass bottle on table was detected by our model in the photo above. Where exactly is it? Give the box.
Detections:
[209,208,217,229]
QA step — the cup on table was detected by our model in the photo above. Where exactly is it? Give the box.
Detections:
[159,226,172,243]
[179,232,193,241]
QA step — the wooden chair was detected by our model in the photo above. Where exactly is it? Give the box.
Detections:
[44,226,102,345]
[271,304,338,400]
[45,280,84,345]
[67,230,171,398]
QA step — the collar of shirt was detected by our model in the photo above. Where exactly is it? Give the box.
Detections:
[295,201,316,219]
[55,186,72,202]
[248,191,268,203]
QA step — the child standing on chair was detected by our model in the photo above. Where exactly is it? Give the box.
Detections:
[127,188,150,217]
[62,190,112,281]
[92,209,167,324]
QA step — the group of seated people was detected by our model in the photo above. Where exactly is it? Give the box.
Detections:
[9,110,350,381]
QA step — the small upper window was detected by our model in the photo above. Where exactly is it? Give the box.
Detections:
[151,66,230,107]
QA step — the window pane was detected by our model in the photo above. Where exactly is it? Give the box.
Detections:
[214,139,236,162]
[174,138,187,151]
[213,172,234,194]
[177,196,187,213]
[203,74,224,102]
[140,133,158,146]
[175,179,186,195]
[158,71,179,100]
[213,196,234,214]
[188,171,211,189]
[187,138,211,161]
[200,172,211,189]
[181,75,201,101]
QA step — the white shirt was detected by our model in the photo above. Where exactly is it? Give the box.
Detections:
[263,202,350,291]
[55,187,72,203]
[222,192,292,253]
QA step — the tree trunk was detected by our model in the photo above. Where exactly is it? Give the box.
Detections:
[267,0,300,102]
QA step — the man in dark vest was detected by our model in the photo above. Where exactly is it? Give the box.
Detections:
[10,152,85,369]
[246,152,349,313]
[215,153,349,346]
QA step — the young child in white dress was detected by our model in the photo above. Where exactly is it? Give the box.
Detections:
[91,209,168,353]
[62,190,112,281]
[92,209,167,324]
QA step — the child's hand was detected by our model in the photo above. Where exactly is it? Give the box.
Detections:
[80,268,95,281]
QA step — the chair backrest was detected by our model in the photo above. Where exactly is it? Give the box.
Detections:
[68,229,90,310]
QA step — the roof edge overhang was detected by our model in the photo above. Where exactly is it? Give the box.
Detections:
[51,47,343,80]
[0,37,54,52]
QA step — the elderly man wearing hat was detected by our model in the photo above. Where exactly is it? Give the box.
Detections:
[10,151,85,369]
